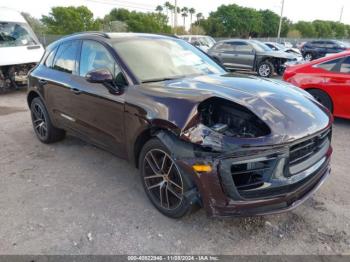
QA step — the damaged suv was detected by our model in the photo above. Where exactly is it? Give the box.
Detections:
[27,33,333,218]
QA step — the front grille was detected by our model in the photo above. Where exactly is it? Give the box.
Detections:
[289,129,330,165]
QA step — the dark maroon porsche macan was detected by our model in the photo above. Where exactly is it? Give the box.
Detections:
[27,32,333,218]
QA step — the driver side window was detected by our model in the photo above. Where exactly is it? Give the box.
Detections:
[79,40,118,77]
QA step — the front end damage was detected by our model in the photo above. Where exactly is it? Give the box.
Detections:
[156,97,333,217]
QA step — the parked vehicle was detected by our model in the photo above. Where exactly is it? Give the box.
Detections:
[281,41,293,48]
[0,7,45,91]
[301,40,349,61]
[208,39,300,77]
[178,35,216,52]
[283,51,350,119]
[265,42,302,56]
[28,32,332,218]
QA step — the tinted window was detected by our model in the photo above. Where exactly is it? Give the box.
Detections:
[340,56,350,73]
[79,40,116,77]
[45,48,57,68]
[232,42,253,52]
[215,42,233,51]
[53,41,80,74]
[316,58,342,71]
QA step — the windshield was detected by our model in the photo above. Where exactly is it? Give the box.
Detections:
[113,37,225,83]
[250,41,272,52]
[0,22,37,47]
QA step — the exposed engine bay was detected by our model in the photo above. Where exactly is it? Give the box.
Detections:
[198,98,271,138]
[0,63,35,91]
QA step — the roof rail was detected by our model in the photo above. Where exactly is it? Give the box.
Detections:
[62,31,111,39]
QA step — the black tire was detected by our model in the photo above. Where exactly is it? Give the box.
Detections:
[277,67,285,76]
[307,89,333,113]
[139,138,197,218]
[30,97,65,143]
[257,61,274,77]
[304,52,313,61]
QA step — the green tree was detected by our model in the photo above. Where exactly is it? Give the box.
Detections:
[293,21,316,37]
[107,8,171,34]
[155,5,163,14]
[258,10,279,37]
[189,7,196,32]
[41,6,100,35]
[21,12,47,36]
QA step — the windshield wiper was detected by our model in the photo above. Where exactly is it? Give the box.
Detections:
[141,76,185,84]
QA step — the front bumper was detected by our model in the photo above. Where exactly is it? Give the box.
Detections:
[175,128,332,217]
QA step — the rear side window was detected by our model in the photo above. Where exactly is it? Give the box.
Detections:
[214,42,233,51]
[45,48,57,68]
[340,57,350,73]
[316,58,343,71]
[233,42,253,52]
[53,41,80,74]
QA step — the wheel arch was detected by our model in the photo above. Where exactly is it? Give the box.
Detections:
[304,87,334,112]
[27,90,42,108]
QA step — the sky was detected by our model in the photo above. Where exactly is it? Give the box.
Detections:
[1,0,349,26]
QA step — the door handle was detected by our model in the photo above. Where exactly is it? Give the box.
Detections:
[70,88,81,95]
[38,79,47,85]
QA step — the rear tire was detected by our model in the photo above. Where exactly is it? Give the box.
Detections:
[307,89,333,113]
[139,138,197,218]
[30,97,65,143]
[257,61,274,77]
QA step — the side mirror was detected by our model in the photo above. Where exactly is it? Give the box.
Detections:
[86,68,121,94]
[86,68,113,83]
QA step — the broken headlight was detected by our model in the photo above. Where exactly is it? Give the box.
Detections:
[198,98,270,138]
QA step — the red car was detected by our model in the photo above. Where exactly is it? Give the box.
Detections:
[283,51,350,119]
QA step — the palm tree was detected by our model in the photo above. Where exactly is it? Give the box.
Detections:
[189,8,196,33]
[189,8,196,24]
[196,12,203,25]
[164,1,171,22]
[181,7,189,28]
[155,5,163,14]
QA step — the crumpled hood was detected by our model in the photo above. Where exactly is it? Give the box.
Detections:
[258,50,296,60]
[163,74,332,144]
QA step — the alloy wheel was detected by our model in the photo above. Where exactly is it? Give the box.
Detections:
[31,103,48,140]
[259,64,271,77]
[305,54,312,61]
[143,149,184,210]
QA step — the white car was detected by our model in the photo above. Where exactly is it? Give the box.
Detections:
[179,35,216,53]
[0,7,45,90]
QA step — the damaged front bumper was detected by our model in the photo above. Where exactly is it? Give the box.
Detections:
[157,127,332,217]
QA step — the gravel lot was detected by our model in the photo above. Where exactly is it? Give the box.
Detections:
[0,90,349,255]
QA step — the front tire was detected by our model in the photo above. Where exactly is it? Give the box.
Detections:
[257,61,274,77]
[139,138,197,218]
[30,97,65,143]
[304,52,313,61]
[307,89,333,113]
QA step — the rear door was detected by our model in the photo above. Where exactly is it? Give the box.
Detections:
[211,42,236,68]
[44,40,82,130]
[317,56,350,117]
